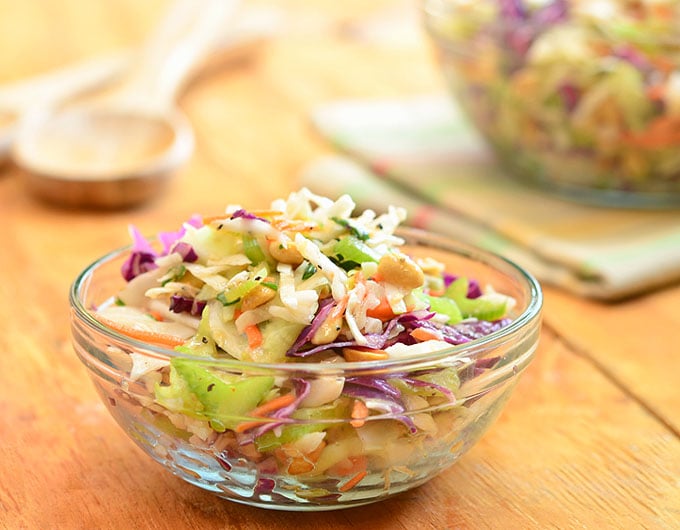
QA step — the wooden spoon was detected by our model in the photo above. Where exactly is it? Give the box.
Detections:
[13,0,240,209]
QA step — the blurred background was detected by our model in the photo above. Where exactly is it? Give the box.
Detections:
[0,0,432,208]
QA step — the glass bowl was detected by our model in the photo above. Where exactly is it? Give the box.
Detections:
[70,228,542,511]
[423,0,680,208]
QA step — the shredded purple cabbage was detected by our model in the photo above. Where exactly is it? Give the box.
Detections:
[400,376,456,401]
[169,295,206,316]
[496,0,570,72]
[287,310,431,358]
[345,376,401,400]
[442,274,482,299]
[451,318,513,341]
[285,298,335,357]
[230,208,270,223]
[499,0,527,20]
[240,378,311,444]
[120,218,202,281]
[121,226,158,281]
[158,214,202,254]
[341,382,417,434]
[170,241,198,263]
[121,251,157,282]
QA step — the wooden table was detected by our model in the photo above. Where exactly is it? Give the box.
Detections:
[2,2,679,528]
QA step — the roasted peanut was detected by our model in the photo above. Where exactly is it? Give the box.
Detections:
[415,257,444,277]
[268,240,304,266]
[310,314,343,345]
[377,252,424,290]
[342,347,389,362]
[240,282,277,311]
[300,375,345,407]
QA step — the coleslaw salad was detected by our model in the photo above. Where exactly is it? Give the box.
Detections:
[425,0,680,204]
[91,188,519,497]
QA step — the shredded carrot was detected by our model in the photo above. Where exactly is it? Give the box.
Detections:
[338,470,367,492]
[350,399,369,428]
[652,3,673,19]
[234,420,264,434]
[201,214,229,224]
[624,116,680,148]
[366,297,395,321]
[271,219,316,232]
[148,311,165,322]
[646,84,666,101]
[329,295,349,320]
[410,327,444,342]
[283,441,327,475]
[234,393,298,433]
[95,315,187,348]
[250,393,297,418]
[329,455,367,477]
[244,324,263,349]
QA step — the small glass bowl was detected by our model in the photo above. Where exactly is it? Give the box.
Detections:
[70,228,542,511]
[423,0,680,208]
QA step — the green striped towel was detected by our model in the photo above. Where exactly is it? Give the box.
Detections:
[300,95,680,300]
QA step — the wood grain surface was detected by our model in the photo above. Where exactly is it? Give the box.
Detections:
[1,1,679,529]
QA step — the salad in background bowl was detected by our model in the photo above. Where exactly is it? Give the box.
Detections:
[70,188,542,510]
[424,0,680,208]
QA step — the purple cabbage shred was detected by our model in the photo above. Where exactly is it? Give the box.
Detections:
[170,241,198,263]
[240,378,311,444]
[169,295,206,316]
[121,251,157,282]
[230,209,270,223]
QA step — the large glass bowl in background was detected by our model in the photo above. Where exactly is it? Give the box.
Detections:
[423,0,680,208]
[70,228,542,511]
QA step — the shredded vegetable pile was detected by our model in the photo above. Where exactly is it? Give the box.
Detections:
[427,0,680,194]
[96,188,516,494]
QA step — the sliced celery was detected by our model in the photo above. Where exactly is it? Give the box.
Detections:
[426,295,463,324]
[171,358,275,432]
[445,277,509,321]
[243,234,266,264]
[333,236,380,266]
[175,306,217,357]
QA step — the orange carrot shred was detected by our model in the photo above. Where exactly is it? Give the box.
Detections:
[148,311,165,322]
[330,455,368,477]
[234,420,264,434]
[329,295,349,320]
[365,296,396,321]
[244,324,263,349]
[250,393,297,417]
[410,327,444,342]
[234,393,298,433]
[95,315,187,348]
[338,470,367,492]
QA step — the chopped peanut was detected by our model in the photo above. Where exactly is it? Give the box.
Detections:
[275,440,326,475]
[415,256,445,276]
[350,399,369,428]
[376,252,424,290]
[240,282,277,311]
[342,347,389,362]
[268,240,304,265]
[310,313,343,345]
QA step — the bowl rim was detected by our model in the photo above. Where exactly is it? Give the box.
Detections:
[69,227,543,374]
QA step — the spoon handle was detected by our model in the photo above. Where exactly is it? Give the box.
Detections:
[115,0,241,109]
[0,51,131,112]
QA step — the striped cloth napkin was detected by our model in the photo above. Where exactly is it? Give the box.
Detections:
[300,95,680,300]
